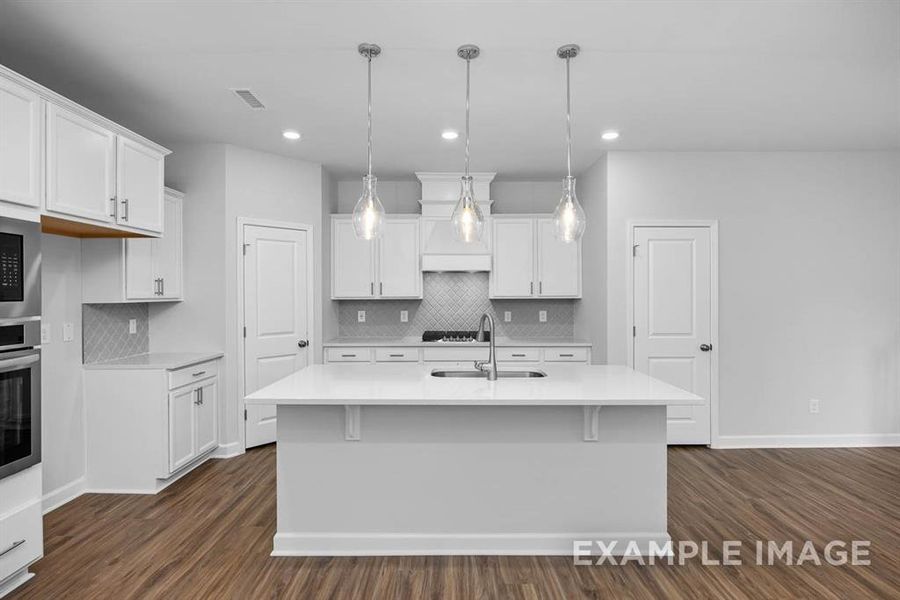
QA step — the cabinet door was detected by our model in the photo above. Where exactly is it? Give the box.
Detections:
[116,136,164,233]
[378,218,421,298]
[155,193,183,299]
[331,218,375,298]
[194,379,217,456]
[46,103,116,223]
[490,218,535,298]
[536,219,581,297]
[125,238,155,299]
[0,77,41,207]
[168,386,196,473]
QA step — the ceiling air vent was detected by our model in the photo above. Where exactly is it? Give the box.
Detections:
[232,89,265,110]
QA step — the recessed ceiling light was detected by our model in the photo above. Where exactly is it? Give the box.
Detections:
[601,130,620,141]
[282,129,301,141]
[441,130,459,140]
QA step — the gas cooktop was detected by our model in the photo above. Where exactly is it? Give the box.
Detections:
[422,330,490,343]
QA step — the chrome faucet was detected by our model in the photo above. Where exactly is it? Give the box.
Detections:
[474,313,498,381]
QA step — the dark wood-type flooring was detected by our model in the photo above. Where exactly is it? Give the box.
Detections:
[10,445,900,599]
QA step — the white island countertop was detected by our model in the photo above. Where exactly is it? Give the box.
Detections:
[245,363,703,407]
[83,351,224,371]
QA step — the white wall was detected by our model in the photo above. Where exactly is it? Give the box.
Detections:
[574,157,607,362]
[606,152,900,441]
[41,234,86,507]
[322,169,339,340]
[337,178,419,214]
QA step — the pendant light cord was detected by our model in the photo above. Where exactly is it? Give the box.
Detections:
[366,54,373,178]
[464,56,471,178]
[565,55,572,179]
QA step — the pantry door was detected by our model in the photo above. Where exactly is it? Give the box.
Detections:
[243,223,313,448]
[632,225,715,445]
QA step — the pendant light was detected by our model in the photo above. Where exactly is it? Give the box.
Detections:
[352,43,386,240]
[553,44,586,243]
[450,44,484,243]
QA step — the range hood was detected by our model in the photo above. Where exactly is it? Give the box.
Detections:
[417,172,495,272]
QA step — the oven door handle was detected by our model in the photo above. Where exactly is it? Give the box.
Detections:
[0,352,40,373]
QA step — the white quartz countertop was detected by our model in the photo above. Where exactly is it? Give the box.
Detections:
[83,352,224,371]
[245,363,703,407]
[323,337,592,348]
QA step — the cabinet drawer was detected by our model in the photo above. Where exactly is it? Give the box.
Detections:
[169,359,218,390]
[374,348,419,362]
[326,348,372,362]
[544,347,589,362]
[0,501,42,582]
[422,347,489,362]
[496,348,540,362]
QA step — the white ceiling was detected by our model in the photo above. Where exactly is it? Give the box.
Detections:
[0,1,897,178]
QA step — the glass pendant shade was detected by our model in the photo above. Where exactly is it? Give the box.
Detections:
[553,176,586,243]
[352,175,385,240]
[451,175,484,243]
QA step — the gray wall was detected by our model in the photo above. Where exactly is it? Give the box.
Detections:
[574,156,607,363]
[605,151,900,440]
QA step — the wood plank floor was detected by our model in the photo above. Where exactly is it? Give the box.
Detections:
[10,445,900,599]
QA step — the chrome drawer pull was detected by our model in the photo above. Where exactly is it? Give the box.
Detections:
[0,539,25,558]
[192,371,207,377]
[512,354,526,358]
[341,354,356,358]
[389,354,404,358]
[559,353,574,358]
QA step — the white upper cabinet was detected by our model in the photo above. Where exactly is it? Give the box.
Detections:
[46,103,117,224]
[116,136,165,233]
[490,216,581,299]
[331,215,422,299]
[378,217,421,298]
[490,218,535,298]
[0,77,41,208]
[536,218,581,297]
[82,189,184,303]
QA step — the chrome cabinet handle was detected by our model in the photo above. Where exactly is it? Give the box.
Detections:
[512,353,526,358]
[341,354,356,358]
[559,353,574,357]
[379,282,383,295]
[389,353,404,358]
[121,198,129,221]
[192,370,207,377]
[539,281,543,295]
[0,539,25,558]
[370,282,374,296]
[530,282,534,295]
[160,278,164,296]
[109,197,117,218]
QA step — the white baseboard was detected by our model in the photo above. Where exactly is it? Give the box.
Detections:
[211,441,244,459]
[0,569,35,599]
[42,476,86,514]
[271,532,670,557]
[714,433,900,449]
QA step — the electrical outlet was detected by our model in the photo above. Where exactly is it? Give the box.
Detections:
[357,310,366,323]
[538,310,547,323]
[128,319,137,334]
[504,311,512,323]
[400,310,408,323]
[41,324,51,344]
[63,323,74,342]
[809,398,820,414]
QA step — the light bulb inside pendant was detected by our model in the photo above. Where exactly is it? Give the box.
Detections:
[353,175,385,240]
[553,176,586,243]
[451,176,484,243]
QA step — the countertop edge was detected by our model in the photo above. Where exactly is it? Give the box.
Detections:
[83,352,225,371]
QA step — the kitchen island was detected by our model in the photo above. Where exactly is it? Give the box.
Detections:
[245,363,703,556]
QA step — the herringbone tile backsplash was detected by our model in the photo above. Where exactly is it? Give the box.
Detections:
[337,273,575,338]
[83,303,150,363]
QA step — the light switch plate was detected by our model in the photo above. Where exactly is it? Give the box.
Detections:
[809,398,820,414]
[41,324,51,344]
[357,310,366,323]
[63,322,74,342]
[400,310,408,323]
[504,311,511,323]
[538,310,547,323]
[128,319,137,334]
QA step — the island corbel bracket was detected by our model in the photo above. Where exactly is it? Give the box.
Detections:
[583,405,602,441]
[345,405,361,441]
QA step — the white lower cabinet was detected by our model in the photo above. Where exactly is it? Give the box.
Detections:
[85,357,221,493]
[0,465,42,595]
[81,188,184,303]
[324,344,591,365]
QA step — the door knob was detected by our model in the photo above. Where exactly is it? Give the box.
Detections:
[298,340,309,348]
[700,343,712,352]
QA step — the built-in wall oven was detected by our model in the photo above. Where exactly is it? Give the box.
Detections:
[0,216,41,481]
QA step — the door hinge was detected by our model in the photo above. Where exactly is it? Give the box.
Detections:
[242,243,250,256]
[633,325,636,337]
[632,244,639,257]
[244,408,247,420]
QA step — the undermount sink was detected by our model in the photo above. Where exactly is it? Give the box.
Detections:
[430,369,547,379]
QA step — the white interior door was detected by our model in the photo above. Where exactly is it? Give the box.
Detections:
[633,226,712,444]
[243,224,310,448]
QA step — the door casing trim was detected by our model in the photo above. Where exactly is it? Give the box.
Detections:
[237,217,316,452]
[626,220,719,448]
